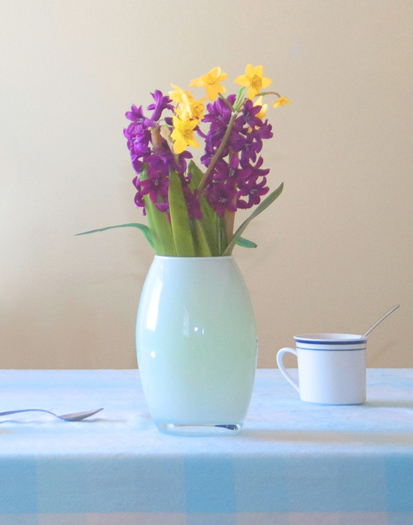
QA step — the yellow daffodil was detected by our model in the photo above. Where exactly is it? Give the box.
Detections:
[189,67,227,101]
[235,65,272,100]
[169,84,188,105]
[169,85,206,120]
[254,96,267,120]
[177,93,206,121]
[273,96,291,108]
[171,116,200,154]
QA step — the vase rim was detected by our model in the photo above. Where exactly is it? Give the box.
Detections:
[154,255,234,260]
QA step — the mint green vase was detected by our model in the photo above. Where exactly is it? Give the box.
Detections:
[136,255,258,436]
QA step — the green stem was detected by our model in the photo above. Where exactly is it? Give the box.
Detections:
[218,94,234,111]
[168,169,196,256]
[140,165,176,256]
[198,111,239,193]
[257,91,281,98]
[233,87,246,110]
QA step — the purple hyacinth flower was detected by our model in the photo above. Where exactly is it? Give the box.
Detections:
[125,105,154,131]
[174,149,193,174]
[155,201,169,213]
[200,140,219,167]
[147,90,174,122]
[238,133,262,167]
[200,150,214,168]
[132,155,147,174]
[132,176,146,213]
[140,172,169,204]
[242,100,263,129]
[183,187,202,220]
[228,127,247,152]
[250,156,270,178]
[237,157,270,209]
[227,94,236,105]
[237,176,269,209]
[195,126,208,139]
[212,154,240,183]
[132,133,151,157]
[255,119,273,139]
[203,98,232,139]
[205,180,237,217]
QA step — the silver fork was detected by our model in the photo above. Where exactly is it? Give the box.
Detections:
[0,408,103,421]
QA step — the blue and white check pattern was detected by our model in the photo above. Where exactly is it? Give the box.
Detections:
[0,369,412,525]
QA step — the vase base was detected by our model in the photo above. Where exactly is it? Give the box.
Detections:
[156,422,243,437]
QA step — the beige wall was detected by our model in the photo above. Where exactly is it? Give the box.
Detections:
[1,0,411,369]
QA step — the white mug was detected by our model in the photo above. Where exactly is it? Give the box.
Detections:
[276,333,367,405]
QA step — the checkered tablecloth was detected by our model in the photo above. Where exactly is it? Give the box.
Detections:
[0,369,412,525]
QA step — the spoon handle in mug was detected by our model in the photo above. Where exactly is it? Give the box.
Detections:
[362,304,400,339]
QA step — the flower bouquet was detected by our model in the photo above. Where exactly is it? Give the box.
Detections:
[78,65,290,435]
[79,65,289,256]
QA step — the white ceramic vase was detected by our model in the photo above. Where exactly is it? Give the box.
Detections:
[136,255,258,436]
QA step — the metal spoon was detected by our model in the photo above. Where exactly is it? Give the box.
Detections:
[362,304,400,339]
[0,408,103,421]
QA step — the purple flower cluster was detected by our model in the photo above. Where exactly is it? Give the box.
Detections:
[123,90,193,215]
[201,96,273,215]
[124,90,273,220]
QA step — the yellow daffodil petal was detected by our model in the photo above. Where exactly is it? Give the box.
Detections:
[208,66,227,82]
[247,86,257,100]
[261,77,272,89]
[206,82,225,101]
[190,98,206,120]
[189,77,204,87]
[177,93,206,120]
[169,84,186,104]
[254,96,267,120]
[172,137,187,154]
[188,137,200,149]
[273,96,291,108]
[253,65,263,77]
[245,64,255,77]
[189,67,227,101]
[171,117,200,153]
[234,74,250,87]
[235,64,272,99]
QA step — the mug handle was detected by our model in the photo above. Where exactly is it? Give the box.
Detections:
[276,348,300,393]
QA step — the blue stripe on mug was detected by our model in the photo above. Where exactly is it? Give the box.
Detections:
[294,334,367,344]
[294,334,366,351]
[295,339,366,345]
[296,345,366,351]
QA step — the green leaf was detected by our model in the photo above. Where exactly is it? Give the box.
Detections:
[191,220,213,257]
[217,214,227,255]
[188,160,204,188]
[140,166,176,256]
[188,160,223,256]
[236,236,257,249]
[75,223,154,250]
[168,169,196,256]
[222,182,284,256]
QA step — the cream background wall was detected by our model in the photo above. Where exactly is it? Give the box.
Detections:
[1,0,411,369]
